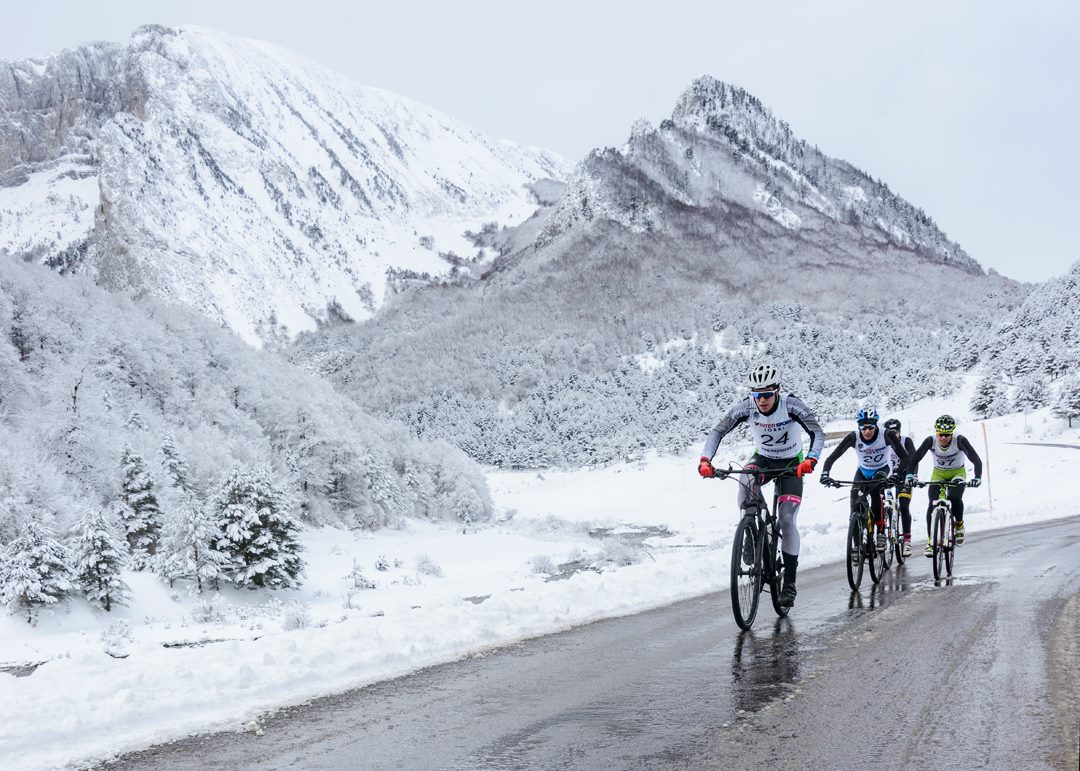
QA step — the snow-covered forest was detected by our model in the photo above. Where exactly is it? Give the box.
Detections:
[0,260,491,619]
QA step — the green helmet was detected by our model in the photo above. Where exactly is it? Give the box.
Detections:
[934,415,956,435]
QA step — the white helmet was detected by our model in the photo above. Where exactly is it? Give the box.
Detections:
[745,362,780,390]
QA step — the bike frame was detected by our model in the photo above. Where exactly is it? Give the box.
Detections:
[825,476,892,589]
[711,465,795,630]
[913,479,968,581]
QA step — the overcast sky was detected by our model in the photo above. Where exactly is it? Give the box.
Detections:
[4,1,1077,283]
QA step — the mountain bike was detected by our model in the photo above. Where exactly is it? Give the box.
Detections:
[822,476,893,590]
[913,479,970,580]
[883,486,905,567]
[710,465,794,630]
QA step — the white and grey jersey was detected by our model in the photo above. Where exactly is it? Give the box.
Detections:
[702,393,825,461]
[907,434,983,477]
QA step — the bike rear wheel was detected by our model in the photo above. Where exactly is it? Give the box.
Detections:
[891,506,906,566]
[767,527,790,618]
[932,507,947,581]
[731,515,763,630]
[881,507,895,571]
[869,516,887,584]
[846,512,865,590]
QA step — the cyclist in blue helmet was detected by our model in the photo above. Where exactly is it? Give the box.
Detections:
[819,407,909,551]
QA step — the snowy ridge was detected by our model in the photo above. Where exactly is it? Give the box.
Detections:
[540,76,977,272]
[0,25,569,343]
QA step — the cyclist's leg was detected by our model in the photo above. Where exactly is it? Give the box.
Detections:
[867,469,887,527]
[948,474,967,543]
[951,483,966,522]
[776,470,803,604]
[737,454,763,512]
[897,482,913,539]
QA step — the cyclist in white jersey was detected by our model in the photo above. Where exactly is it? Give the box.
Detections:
[883,418,917,556]
[819,407,909,550]
[904,414,983,556]
[698,362,826,607]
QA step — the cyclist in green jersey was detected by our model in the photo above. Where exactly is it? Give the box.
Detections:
[904,415,983,556]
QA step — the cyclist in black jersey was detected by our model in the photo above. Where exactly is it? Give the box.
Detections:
[883,418,917,557]
[698,362,826,607]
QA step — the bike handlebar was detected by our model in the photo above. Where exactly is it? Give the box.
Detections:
[911,479,971,488]
[707,464,798,481]
[820,476,897,489]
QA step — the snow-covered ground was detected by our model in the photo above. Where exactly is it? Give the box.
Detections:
[1,378,1077,770]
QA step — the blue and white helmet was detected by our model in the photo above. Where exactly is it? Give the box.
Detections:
[856,407,879,426]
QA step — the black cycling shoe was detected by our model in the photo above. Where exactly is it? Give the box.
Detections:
[779,583,797,607]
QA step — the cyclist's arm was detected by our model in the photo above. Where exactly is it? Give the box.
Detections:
[701,399,751,459]
[787,395,826,460]
[820,432,855,475]
[956,435,984,478]
[906,436,933,476]
[903,436,916,455]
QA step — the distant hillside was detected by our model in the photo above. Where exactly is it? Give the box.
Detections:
[0,260,492,541]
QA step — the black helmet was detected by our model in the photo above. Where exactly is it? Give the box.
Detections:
[883,418,901,432]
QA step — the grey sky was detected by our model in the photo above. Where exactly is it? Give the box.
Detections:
[4,0,1077,283]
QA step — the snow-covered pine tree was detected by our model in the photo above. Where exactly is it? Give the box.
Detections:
[1,519,73,623]
[971,371,1007,419]
[1053,375,1080,427]
[213,465,304,589]
[119,445,163,569]
[126,410,147,432]
[1012,375,1049,414]
[157,492,227,591]
[70,508,130,611]
[160,431,193,494]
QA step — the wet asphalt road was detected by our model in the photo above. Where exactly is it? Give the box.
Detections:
[107,517,1080,770]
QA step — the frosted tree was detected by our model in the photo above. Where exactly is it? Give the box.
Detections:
[126,410,147,432]
[1,520,72,623]
[970,372,1007,419]
[1053,375,1080,427]
[1012,375,1049,414]
[157,493,227,591]
[160,431,193,494]
[213,465,305,589]
[70,508,130,611]
[119,446,163,569]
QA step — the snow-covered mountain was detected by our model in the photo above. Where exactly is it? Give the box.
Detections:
[513,76,980,281]
[292,77,1025,467]
[0,25,568,343]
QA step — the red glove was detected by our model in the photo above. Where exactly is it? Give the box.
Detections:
[698,456,715,478]
[797,457,817,478]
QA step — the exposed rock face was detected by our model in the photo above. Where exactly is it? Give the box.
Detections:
[0,25,568,343]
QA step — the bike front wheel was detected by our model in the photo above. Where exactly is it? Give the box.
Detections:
[881,509,895,571]
[846,513,865,590]
[731,516,763,630]
[932,507,947,581]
